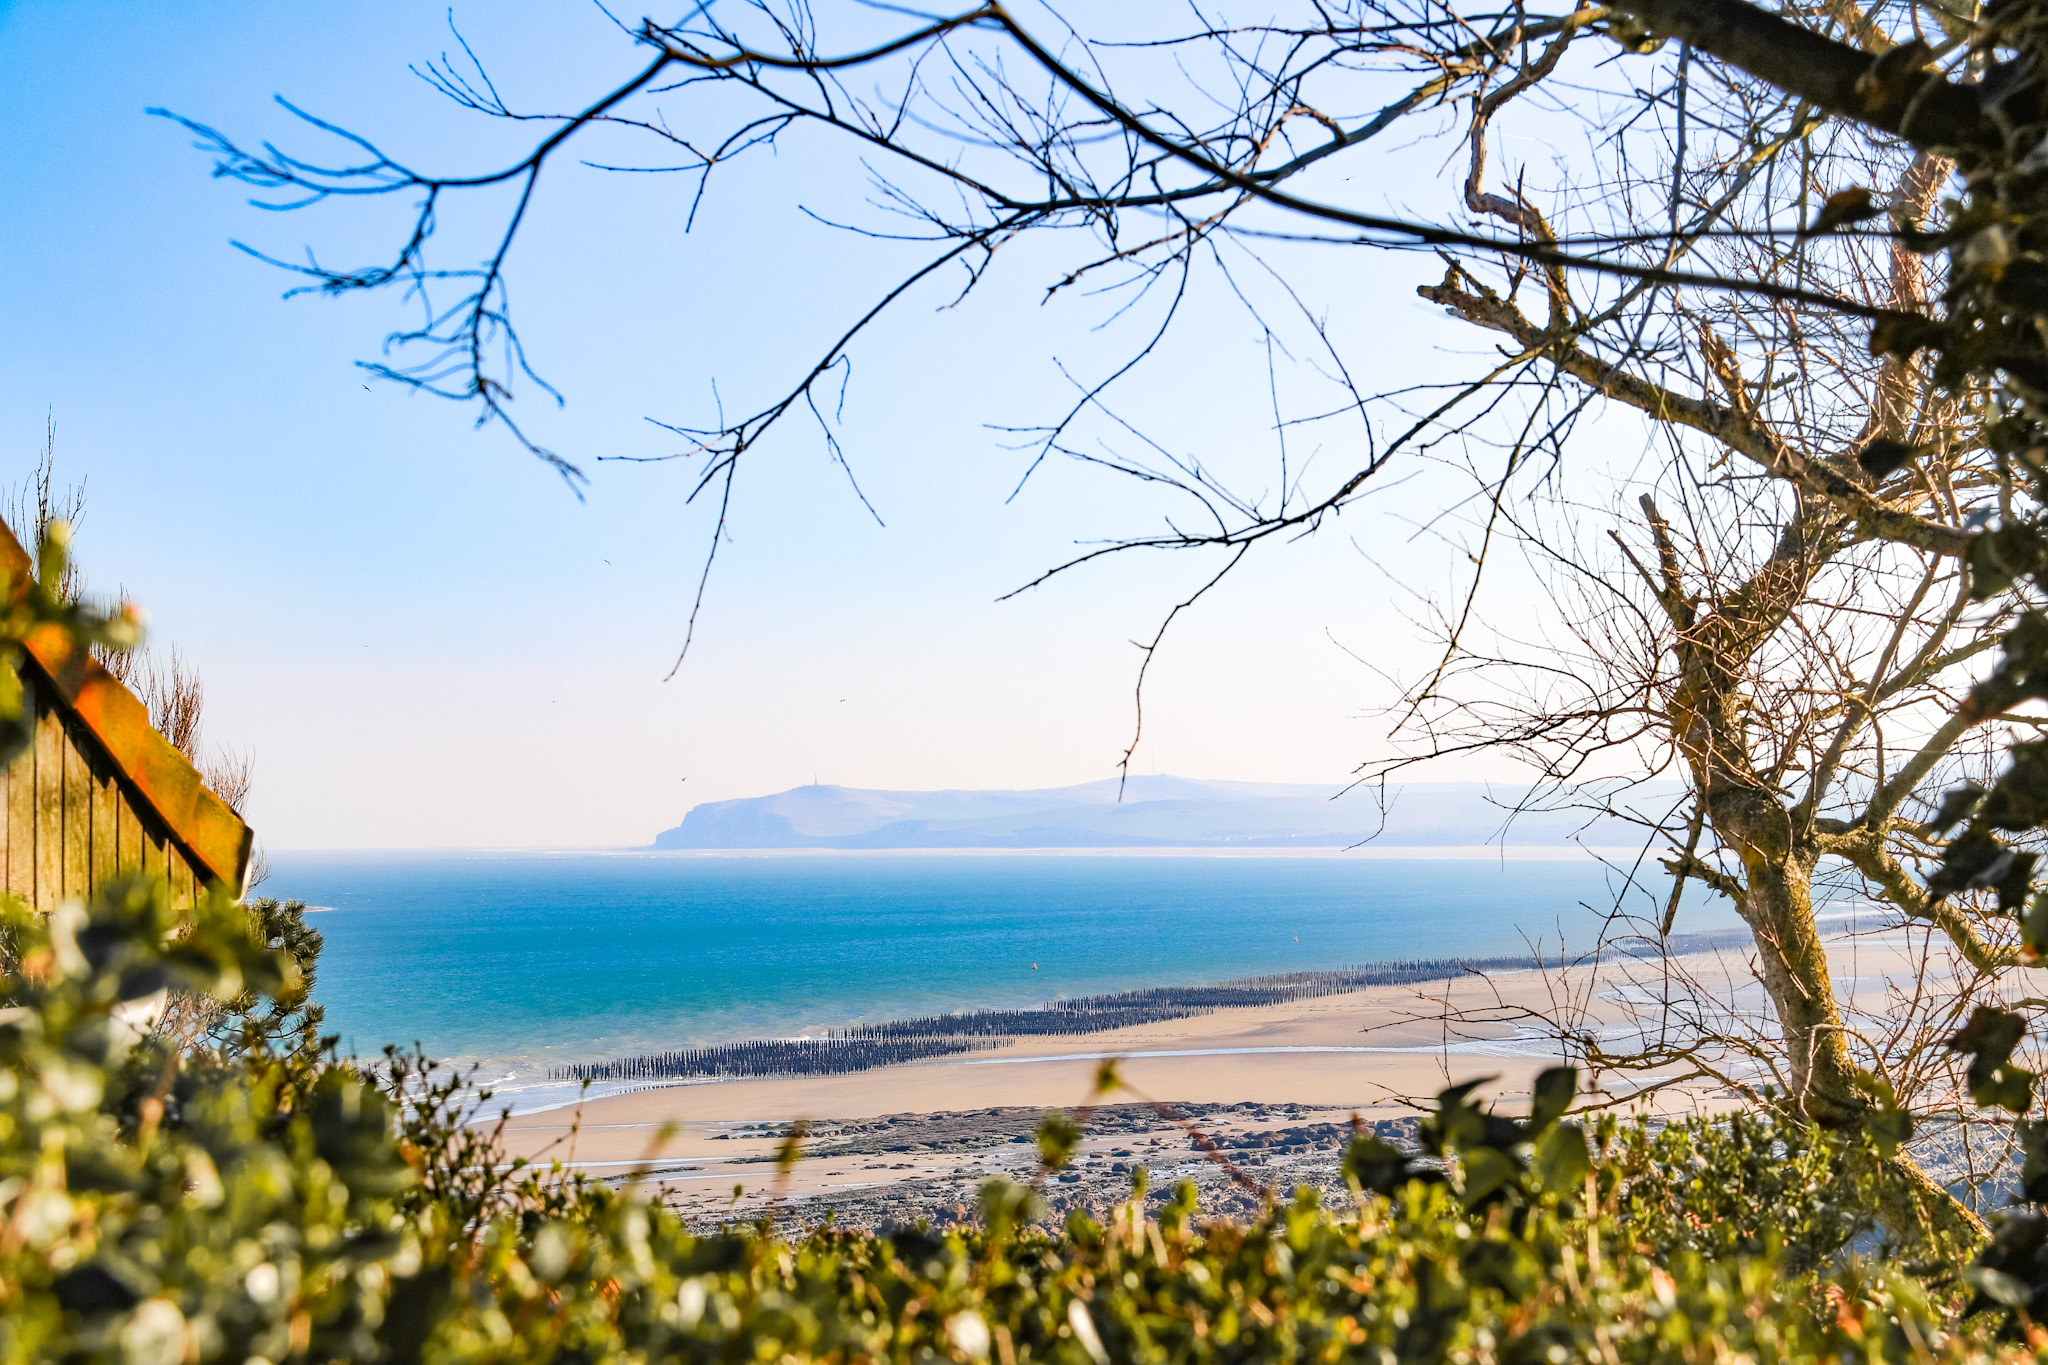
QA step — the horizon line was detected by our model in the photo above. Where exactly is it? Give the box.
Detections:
[259,843,1639,860]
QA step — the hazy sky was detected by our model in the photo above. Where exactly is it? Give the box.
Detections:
[0,1,1616,848]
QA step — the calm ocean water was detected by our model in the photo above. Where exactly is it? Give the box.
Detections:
[263,851,1743,1097]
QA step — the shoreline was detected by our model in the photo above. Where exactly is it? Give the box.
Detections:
[480,916,1872,1119]
[488,926,1931,1227]
[495,1039,1559,1121]
[491,973,1605,1139]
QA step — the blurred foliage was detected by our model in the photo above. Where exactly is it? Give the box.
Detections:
[0,518,140,764]
[4,866,2042,1363]
[202,897,324,1057]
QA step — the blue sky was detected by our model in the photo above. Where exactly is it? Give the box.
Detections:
[0,0,1579,848]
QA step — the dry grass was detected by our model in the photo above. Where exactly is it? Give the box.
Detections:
[89,642,252,815]
[6,414,87,600]
[9,423,255,826]
[203,746,253,815]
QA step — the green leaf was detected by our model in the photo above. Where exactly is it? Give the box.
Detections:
[1863,1106,1912,1160]
[1457,1145,1517,1209]
[1950,1006,2038,1111]
[1981,741,2048,831]
[1947,1004,2028,1069]
[976,1178,1043,1240]
[1459,1237,1537,1297]
[1927,828,2014,901]
[1867,310,1945,362]
[1922,782,1986,837]
[1856,436,1918,478]
[1342,1135,1417,1196]
[2022,891,2048,961]
[1423,1076,1496,1155]
[1997,849,2041,912]
[1533,1122,1592,1195]
[1965,1264,2035,1308]
[1976,1061,2037,1114]
[1526,1065,1577,1134]
[2017,1119,2048,1202]
[1036,1110,1082,1172]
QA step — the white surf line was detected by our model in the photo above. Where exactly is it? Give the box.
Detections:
[561,1160,704,1170]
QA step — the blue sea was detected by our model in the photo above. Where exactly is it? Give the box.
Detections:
[262,851,1744,1107]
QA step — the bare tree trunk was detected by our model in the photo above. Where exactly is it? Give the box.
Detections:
[1870,1147,1990,1253]
[1731,844,1865,1125]
[1719,815,1990,1248]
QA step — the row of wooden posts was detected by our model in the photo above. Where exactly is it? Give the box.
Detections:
[550,1035,1009,1082]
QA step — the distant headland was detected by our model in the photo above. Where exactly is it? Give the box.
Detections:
[648,776,1648,850]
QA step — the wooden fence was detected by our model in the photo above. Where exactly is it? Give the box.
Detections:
[0,669,208,906]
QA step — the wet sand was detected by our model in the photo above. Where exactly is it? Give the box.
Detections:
[501,972,1556,1150]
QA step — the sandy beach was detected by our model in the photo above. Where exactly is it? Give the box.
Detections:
[493,948,1791,1225]
[502,974,1551,1145]
[484,925,1954,1227]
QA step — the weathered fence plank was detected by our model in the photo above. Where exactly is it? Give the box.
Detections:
[115,791,141,890]
[89,750,117,890]
[6,676,31,900]
[62,723,89,901]
[33,706,60,908]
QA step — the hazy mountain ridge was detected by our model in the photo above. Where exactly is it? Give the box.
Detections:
[650,777,1650,850]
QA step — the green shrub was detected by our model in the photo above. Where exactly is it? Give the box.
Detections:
[1600,1108,1873,1269]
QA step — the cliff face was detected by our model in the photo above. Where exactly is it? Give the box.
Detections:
[650,777,1649,849]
